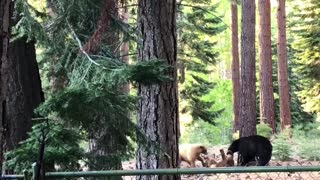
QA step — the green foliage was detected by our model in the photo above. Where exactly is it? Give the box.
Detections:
[296,142,320,161]
[272,131,292,161]
[286,41,315,125]
[268,19,315,127]
[292,123,320,160]
[289,0,320,116]
[180,121,231,145]
[257,122,273,139]
[181,80,233,145]
[12,0,141,171]
[178,1,226,124]
[13,0,48,42]
[13,0,175,170]
[5,121,84,173]
[36,85,136,159]
[109,60,173,85]
[65,56,173,92]
[206,80,233,144]
[271,124,320,161]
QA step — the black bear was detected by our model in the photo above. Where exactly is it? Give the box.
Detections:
[227,135,272,166]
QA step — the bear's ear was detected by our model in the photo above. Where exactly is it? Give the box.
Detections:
[227,150,233,155]
[200,146,208,154]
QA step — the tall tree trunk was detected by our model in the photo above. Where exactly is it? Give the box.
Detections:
[87,0,123,173]
[0,0,13,172]
[120,0,130,94]
[4,38,44,151]
[239,0,257,137]
[136,0,180,180]
[230,0,240,133]
[258,0,276,133]
[277,0,291,130]
[1,1,44,172]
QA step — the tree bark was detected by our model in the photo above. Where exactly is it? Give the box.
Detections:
[119,0,130,94]
[230,0,240,133]
[1,1,44,173]
[258,0,276,133]
[239,0,257,137]
[87,0,123,173]
[0,0,13,172]
[49,58,68,93]
[136,0,180,180]
[83,0,119,54]
[277,0,291,130]
[3,38,44,151]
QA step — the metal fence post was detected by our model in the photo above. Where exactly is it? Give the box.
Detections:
[32,162,37,180]
[23,170,29,180]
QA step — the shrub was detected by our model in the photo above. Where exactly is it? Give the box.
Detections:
[272,131,292,161]
[257,122,273,139]
[292,123,320,160]
[296,141,320,160]
[5,121,85,173]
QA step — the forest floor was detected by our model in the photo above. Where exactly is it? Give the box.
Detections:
[121,145,320,180]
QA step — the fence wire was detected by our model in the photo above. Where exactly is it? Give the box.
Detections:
[120,172,320,180]
[2,161,320,180]
[42,165,320,180]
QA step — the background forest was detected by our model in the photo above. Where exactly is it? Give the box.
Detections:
[0,0,320,175]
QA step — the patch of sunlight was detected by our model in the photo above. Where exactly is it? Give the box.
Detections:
[28,0,46,13]
[180,112,193,135]
[316,113,320,122]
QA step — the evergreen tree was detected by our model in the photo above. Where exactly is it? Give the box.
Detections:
[177,1,226,125]
[276,0,291,130]
[0,0,13,171]
[265,0,314,130]
[5,120,84,173]
[135,0,180,179]
[9,0,172,172]
[230,0,240,133]
[290,0,320,118]
[272,42,314,127]
[0,1,44,173]
[239,0,257,137]
[259,0,275,133]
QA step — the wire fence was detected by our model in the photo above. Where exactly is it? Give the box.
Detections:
[39,166,320,180]
[2,165,320,180]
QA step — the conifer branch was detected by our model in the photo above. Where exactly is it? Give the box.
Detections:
[178,3,229,28]
[66,20,103,67]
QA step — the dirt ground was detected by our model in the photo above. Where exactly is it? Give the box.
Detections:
[121,145,320,180]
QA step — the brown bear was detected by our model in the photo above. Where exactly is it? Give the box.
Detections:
[179,144,208,167]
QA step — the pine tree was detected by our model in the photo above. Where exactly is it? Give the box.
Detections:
[239,0,257,137]
[177,1,226,125]
[135,0,180,179]
[277,0,291,130]
[0,1,44,173]
[9,0,169,172]
[259,0,275,132]
[82,0,125,171]
[230,0,240,132]
[0,0,13,171]
[290,0,320,118]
